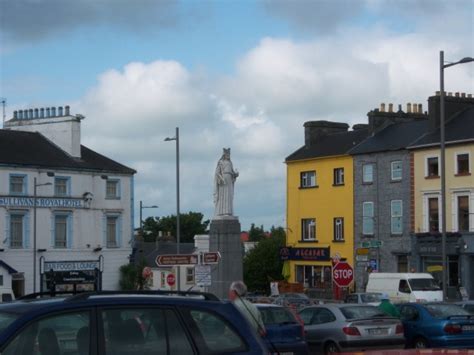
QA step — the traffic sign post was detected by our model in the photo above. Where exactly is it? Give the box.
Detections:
[332,262,354,287]
[166,273,176,287]
[156,254,198,266]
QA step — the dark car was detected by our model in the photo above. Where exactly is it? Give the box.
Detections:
[398,302,474,349]
[0,290,268,354]
[256,303,310,355]
[273,293,313,310]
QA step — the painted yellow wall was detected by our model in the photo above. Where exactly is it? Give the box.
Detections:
[286,155,355,281]
[413,143,474,232]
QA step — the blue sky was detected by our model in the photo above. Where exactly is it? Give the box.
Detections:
[1,0,473,231]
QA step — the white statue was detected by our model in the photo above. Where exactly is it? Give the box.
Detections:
[214,148,239,216]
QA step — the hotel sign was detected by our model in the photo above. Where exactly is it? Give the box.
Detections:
[279,247,331,261]
[0,196,84,209]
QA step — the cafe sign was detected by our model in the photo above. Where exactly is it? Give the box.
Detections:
[279,247,331,261]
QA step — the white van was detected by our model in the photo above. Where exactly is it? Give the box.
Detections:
[365,273,443,303]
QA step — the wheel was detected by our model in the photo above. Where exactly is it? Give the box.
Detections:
[324,341,339,354]
[413,337,428,348]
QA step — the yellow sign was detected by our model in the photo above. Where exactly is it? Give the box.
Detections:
[427,265,443,272]
[356,248,370,255]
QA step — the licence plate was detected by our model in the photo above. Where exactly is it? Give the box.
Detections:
[462,325,474,331]
[368,328,388,335]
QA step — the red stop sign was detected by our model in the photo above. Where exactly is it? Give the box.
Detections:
[333,262,354,287]
[166,273,176,286]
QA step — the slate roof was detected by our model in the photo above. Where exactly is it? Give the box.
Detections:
[0,129,136,174]
[349,119,429,155]
[0,260,18,274]
[285,128,369,162]
[408,107,474,148]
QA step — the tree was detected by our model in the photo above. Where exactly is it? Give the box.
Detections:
[142,211,210,243]
[243,226,286,293]
[119,258,150,290]
[248,223,266,242]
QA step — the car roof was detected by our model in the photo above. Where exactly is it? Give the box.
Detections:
[255,303,284,308]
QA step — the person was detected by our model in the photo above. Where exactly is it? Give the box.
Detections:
[378,295,400,318]
[214,148,239,216]
[228,281,266,336]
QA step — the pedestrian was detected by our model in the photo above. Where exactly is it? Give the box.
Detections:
[378,295,400,318]
[228,281,266,336]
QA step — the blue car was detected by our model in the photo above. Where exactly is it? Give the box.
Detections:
[256,303,310,355]
[398,302,474,349]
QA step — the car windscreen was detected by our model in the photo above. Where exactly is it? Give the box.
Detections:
[340,306,387,319]
[258,307,298,325]
[361,293,383,303]
[408,278,440,291]
[0,312,20,332]
[425,304,471,319]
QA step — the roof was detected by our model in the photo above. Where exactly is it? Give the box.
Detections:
[408,107,474,149]
[0,260,18,274]
[286,128,369,162]
[0,129,136,174]
[349,119,429,155]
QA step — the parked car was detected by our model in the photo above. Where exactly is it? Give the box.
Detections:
[273,293,313,310]
[344,292,385,305]
[256,303,309,355]
[456,300,474,315]
[398,302,474,349]
[0,290,268,354]
[299,304,405,354]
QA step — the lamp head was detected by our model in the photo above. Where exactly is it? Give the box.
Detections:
[459,57,474,64]
[164,137,176,141]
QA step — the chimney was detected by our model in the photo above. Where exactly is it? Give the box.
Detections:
[380,103,386,112]
[304,121,349,147]
[407,103,412,113]
[65,105,70,115]
[388,103,393,112]
[428,92,474,129]
[418,104,422,113]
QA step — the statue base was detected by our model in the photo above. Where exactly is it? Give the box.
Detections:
[208,217,242,299]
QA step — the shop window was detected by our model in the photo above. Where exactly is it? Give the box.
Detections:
[300,171,316,188]
[301,219,316,241]
[428,197,439,232]
[333,168,344,186]
[426,157,439,177]
[362,164,374,183]
[457,196,469,232]
[456,153,470,175]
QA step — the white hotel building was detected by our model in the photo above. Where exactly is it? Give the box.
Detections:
[0,106,136,296]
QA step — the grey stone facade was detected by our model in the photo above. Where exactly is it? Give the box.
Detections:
[353,151,416,292]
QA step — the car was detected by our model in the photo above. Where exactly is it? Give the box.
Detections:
[455,300,474,315]
[299,303,405,354]
[344,292,385,306]
[0,290,268,355]
[273,293,313,310]
[255,303,310,355]
[398,302,474,349]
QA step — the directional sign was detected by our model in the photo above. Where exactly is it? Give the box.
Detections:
[333,262,354,287]
[361,240,383,248]
[156,254,198,266]
[203,252,221,264]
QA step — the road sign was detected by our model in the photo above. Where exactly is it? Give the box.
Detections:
[361,240,383,248]
[166,273,176,286]
[195,265,212,287]
[355,255,368,262]
[333,262,354,287]
[156,254,198,266]
[356,248,370,255]
[202,252,221,264]
[369,259,378,271]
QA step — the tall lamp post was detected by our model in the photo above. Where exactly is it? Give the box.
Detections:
[139,201,158,234]
[33,177,53,293]
[165,127,181,290]
[439,50,473,300]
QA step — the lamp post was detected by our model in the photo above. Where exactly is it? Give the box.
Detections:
[165,127,181,290]
[139,201,158,235]
[33,177,52,293]
[439,50,474,300]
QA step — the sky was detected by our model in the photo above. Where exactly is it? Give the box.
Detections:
[1,0,473,231]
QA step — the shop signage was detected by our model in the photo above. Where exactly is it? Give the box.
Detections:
[44,261,100,272]
[0,196,84,209]
[279,247,330,261]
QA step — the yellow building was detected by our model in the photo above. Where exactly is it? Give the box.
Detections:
[285,121,368,298]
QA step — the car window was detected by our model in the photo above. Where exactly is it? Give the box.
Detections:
[0,312,20,333]
[361,293,382,303]
[346,295,358,303]
[399,280,411,293]
[408,278,440,291]
[464,304,474,315]
[399,305,419,321]
[312,308,336,324]
[189,309,246,353]
[3,310,90,355]
[340,306,385,319]
[1,293,13,302]
[425,304,470,319]
[258,307,297,325]
[102,308,194,355]
[298,309,314,325]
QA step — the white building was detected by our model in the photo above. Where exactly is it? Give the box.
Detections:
[0,106,136,296]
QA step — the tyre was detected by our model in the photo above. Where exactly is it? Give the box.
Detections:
[324,341,339,354]
[414,337,428,348]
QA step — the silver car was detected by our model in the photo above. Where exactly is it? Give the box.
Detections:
[298,304,405,354]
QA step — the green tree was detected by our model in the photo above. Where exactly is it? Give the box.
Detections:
[248,223,266,242]
[119,259,150,290]
[142,211,210,243]
[243,226,286,293]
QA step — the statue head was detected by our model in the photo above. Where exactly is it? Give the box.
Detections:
[222,148,231,159]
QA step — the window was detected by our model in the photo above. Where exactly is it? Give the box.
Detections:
[10,214,25,248]
[9,175,26,195]
[362,202,374,235]
[391,161,402,181]
[399,280,411,293]
[300,171,316,188]
[428,197,439,232]
[0,275,3,286]
[296,265,331,288]
[333,168,344,185]
[54,214,69,248]
[427,157,439,177]
[458,196,469,232]
[106,216,120,248]
[333,217,344,241]
[391,200,403,235]
[186,268,194,284]
[106,179,120,199]
[362,164,374,183]
[456,153,470,174]
[301,219,316,241]
[54,177,70,196]
[397,255,408,273]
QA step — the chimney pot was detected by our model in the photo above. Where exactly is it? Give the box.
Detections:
[18,110,23,119]
[407,103,412,113]
[455,92,460,97]
[34,108,39,118]
[448,92,453,97]
[418,104,422,113]
[58,106,63,116]
[51,107,56,117]
[46,108,50,117]
[29,109,33,118]
[13,111,17,119]
[388,103,393,112]
[468,94,473,98]
[40,108,44,118]
[436,91,441,96]
[461,93,466,98]
[380,103,386,112]
[65,105,70,115]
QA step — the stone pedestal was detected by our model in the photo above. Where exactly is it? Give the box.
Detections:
[208,217,242,299]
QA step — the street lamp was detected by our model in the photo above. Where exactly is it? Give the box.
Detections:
[33,177,53,293]
[165,127,181,290]
[139,201,158,234]
[439,50,474,300]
